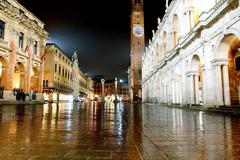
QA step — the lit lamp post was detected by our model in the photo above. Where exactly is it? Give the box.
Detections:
[114,77,118,103]
[119,79,123,101]
[101,78,105,102]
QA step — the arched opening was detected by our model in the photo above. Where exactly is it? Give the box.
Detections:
[163,31,167,56]
[0,56,7,99]
[30,67,40,92]
[172,14,180,47]
[13,62,25,90]
[190,55,203,105]
[228,36,240,105]
[0,56,7,88]
[173,67,182,104]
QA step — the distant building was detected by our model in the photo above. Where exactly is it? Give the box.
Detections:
[0,0,48,100]
[43,43,93,102]
[93,78,129,102]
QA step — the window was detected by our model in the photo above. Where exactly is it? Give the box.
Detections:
[59,66,61,74]
[55,64,57,72]
[19,32,24,48]
[43,80,48,87]
[236,57,240,71]
[0,20,5,39]
[62,68,64,76]
[33,41,38,55]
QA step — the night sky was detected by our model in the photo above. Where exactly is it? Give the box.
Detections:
[18,0,167,81]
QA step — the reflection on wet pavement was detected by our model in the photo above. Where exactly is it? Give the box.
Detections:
[0,102,239,159]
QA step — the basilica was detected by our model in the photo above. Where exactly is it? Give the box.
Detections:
[142,0,240,107]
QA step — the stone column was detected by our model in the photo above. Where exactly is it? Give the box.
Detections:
[194,74,200,104]
[39,56,45,93]
[157,81,160,102]
[169,80,172,104]
[114,77,118,102]
[25,48,33,92]
[215,65,224,106]
[101,78,105,102]
[179,80,182,104]
[222,64,231,105]
[190,75,195,104]
[172,79,175,103]
[6,41,15,91]
[164,84,167,103]
[202,67,206,105]
[175,80,179,104]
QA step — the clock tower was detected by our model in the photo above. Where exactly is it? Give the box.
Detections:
[130,0,145,102]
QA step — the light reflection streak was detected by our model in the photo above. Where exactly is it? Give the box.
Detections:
[199,111,204,131]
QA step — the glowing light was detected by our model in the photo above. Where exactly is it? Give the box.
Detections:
[0,62,2,78]
[30,68,34,77]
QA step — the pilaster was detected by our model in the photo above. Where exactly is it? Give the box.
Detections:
[5,40,15,90]
[215,65,224,106]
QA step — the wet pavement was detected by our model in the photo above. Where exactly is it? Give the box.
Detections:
[0,102,239,159]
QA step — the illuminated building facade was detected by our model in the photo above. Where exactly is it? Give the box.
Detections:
[0,0,48,100]
[142,0,240,107]
[43,44,73,102]
[43,44,93,102]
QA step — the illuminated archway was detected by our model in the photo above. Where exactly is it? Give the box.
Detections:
[173,67,182,104]
[13,62,25,90]
[190,55,203,105]
[0,56,7,89]
[214,34,240,105]
[227,36,240,105]
[30,67,40,92]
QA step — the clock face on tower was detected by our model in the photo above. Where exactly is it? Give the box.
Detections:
[133,25,144,37]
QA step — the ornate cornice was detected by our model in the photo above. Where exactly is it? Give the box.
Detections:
[0,0,48,39]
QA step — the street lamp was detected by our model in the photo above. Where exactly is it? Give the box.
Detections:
[119,79,123,102]
[101,78,105,102]
[114,77,118,103]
